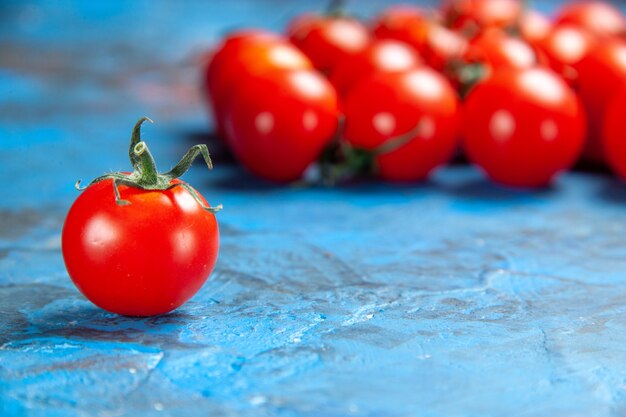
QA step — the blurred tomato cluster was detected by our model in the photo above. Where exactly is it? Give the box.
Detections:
[202,0,626,188]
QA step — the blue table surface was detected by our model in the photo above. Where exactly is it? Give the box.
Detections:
[3,1,626,416]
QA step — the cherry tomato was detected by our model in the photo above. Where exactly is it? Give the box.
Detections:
[534,24,596,86]
[329,39,421,98]
[374,9,467,73]
[555,1,626,38]
[342,67,461,181]
[62,119,220,316]
[204,31,312,139]
[287,14,370,73]
[519,10,552,44]
[603,86,626,180]
[442,0,522,34]
[463,67,586,187]
[576,38,626,163]
[463,28,538,71]
[225,69,339,182]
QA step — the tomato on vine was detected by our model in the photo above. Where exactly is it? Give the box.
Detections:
[341,67,461,181]
[463,68,586,187]
[62,118,221,316]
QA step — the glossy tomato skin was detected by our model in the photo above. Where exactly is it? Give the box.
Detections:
[603,87,626,180]
[520,10,552,44]
[329,39,421,98]
[374,10,467,73]
[577,39,626,163]
[464,68,586,187]
[287,14,370,73]
[62,178,219,316]
[442,0,522,33]
[204,31,312,139]
[555,1,626,38]
[533,24,596,86]
[463,29,538,71]
[225,69,339,182]
[342,68,461,181]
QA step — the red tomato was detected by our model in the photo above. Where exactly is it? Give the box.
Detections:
[604,86,626,180]
[442,0,522,34]
[204,31,312,138]
[576,38,626,163]
[534,24,596,86]
[519,10,552,44]
[555,1,626,38]
[287,14,370,73]
[225,69,339,182]
[329,39,421,98]
[463,67,586,187]
[374,10,467,72]
[62,119,220,316]
[342,68,461,181]
[463,29,538,71]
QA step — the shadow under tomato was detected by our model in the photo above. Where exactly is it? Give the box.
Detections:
[439,177,557,202]
[596,175,626,204]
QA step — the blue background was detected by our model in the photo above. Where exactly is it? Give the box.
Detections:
[2,1,626,416]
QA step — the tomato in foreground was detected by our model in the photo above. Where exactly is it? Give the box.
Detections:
[204,31,312,139]
[225,69,339,182]
[463,68,586,187]
[342,67,461,181]
[62,118,221,316]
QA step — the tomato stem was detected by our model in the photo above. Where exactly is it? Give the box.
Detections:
[74,117,222,213]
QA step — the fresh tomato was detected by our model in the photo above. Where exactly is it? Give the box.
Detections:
[62,118,221,316]
[555,1,626,38]
[533,24,596,86]
[576,38,626,163]
[329,39,421,98]
[287,13,370,73]
[342,67,461,181]
[463,67,586,187]
[603,86,626,180]
[442,0,522,35]
[519,10,552,44]
[225,69,339,182]
[204,30,312,139]
[374,10,467,73]
[462,28,537,71]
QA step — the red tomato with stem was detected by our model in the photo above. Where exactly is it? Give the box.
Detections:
[287,14,370,73]
[204,31,312,139]
[602,87,626,180]
[62,118,221,316]
[576,38,626,163]
[534,24,596,86]
[329,39,421,98]
[342,67,461,181]
[555,1,626,38]
[225,69,339,182]
[463,67,586,187]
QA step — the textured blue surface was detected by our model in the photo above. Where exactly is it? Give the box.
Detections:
[3,1,626,416]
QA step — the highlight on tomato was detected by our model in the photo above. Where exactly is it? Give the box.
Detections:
[463,67,587,187]
[62,118,221,317]
[554,1,626,38]
[341,67,461,182]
